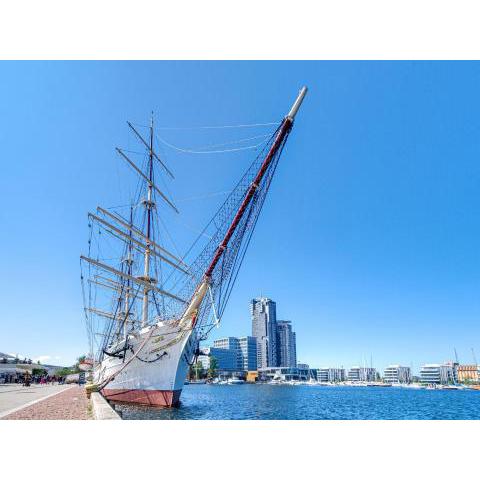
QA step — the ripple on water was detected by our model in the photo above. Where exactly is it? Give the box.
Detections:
[112,385,480,420]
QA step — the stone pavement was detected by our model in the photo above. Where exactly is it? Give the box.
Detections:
[0,384,71,417]
[0,384,91,420]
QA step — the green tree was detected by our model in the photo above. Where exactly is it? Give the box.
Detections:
[71,355,86,373]
[32,368,47,376]
[55,367,75,377]
[194,361,204,380]
[208,356,218,379]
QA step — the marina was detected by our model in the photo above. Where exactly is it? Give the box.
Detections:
[112,383,480,420]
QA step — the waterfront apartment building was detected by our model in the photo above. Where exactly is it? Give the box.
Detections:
[213,336,257,371]
[276,320,297,368]
[383,365,412,384]
[258,366,310,382]
[419,363,457,384]
[456,364,479,383]
[347,366,377,382]
[316,368,346,383]
[251,297,278,369]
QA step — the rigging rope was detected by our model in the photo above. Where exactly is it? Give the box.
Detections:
[132,121,280,130]
[176,190,232,202]
[156,136,270,154]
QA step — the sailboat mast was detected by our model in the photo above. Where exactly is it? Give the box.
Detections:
[141,113,155,327]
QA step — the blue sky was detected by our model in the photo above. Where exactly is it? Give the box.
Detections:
[1,61,480,372]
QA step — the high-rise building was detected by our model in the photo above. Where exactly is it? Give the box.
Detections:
[251,297,278,368]
[383,365,412,384]
[276,320,297,367]
[213,336,257,371]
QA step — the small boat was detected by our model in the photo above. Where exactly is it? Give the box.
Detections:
[227,377,245,385]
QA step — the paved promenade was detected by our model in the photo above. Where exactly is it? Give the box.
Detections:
[0,384,90,420]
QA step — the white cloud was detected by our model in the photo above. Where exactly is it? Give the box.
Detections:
[33,355,51,363]
[8,352,26,359]
[7,353,62,364]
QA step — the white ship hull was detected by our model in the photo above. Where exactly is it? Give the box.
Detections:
[95,321,198,407]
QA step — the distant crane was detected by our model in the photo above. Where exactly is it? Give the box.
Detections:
[454,348,459,364]
[472,347,478,366]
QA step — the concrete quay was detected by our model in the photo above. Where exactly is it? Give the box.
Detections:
[91,392,121,420]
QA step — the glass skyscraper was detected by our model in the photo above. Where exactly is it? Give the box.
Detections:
[251,297,278,369]
[276,320,297,368]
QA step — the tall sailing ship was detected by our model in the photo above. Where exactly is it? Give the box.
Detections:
[80,87,307,407]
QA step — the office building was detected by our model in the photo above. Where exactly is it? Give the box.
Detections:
[213,337,241,369]
[383,365,412,384]
[212,336,257,371]
[199,346,237,372]
[238,336,257,371]
[251,297,278,368]
[276,320,297,368]
[348,366,377,382]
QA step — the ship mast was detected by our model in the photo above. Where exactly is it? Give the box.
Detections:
[141,113,155,327]
[204,86,308,279]
[185,87,308,329]
[123,206,134,337]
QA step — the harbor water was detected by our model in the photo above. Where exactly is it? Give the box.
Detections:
[112,384,480,420]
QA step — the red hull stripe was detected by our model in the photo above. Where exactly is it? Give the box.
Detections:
[102,388,182,407]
